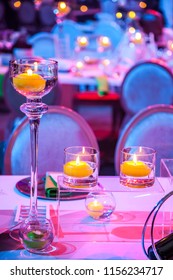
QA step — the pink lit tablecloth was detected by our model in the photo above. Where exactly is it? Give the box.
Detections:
[0,175,172,260]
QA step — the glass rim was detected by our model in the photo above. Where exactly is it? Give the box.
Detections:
[9,57,58,66]
[121,146,156,155]
[64,146,99,155]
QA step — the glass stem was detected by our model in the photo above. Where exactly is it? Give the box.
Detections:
[29,117,40,220]
[20,99,48,221]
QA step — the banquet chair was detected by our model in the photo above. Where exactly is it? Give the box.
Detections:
[114,104,173,176]
[3,105,99,175]
[120,61,173,129]
[27,32,59,59]
[51,19,83,57]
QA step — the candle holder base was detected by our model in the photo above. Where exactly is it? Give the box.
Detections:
[19,217,54,254]
[20,100,48,119]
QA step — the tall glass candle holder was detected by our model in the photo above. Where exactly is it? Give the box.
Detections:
[120,146,156,188]
[9,58,58,253]
[63,146,99,189]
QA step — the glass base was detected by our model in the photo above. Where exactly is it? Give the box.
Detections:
[20,101,48,119]
[120,177,155,188]
[63,175,97,189]
[19,218,54,254]
[59,175,103,192]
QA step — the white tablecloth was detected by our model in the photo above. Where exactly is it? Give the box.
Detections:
[0,175,172,260]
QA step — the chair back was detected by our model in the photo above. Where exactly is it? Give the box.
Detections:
[120,61,173,119]
[51,19,83,57]
[115,104,173,176]
[27,32,59,58]
[4,106,99,175]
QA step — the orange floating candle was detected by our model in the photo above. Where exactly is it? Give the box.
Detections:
[13,69,46,94]
[63,156,93,178]
[87,201,104,219]
[120,154,151,177]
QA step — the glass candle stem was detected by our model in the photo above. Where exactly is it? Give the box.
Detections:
[29,117,39,220]
[20,99,48,221]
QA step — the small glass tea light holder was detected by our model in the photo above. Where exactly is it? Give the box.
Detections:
[63,146,99,189]
[120,146,156,188]
[19,217,54,254]
[85,191,116,220]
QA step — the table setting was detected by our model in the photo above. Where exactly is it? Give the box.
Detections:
[1,50,173,260]
[1,118,173,260]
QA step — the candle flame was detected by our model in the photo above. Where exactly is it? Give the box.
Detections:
[82,147,85,154]
[99,36,111,47]
[76,61,84,69]
[27,69,33,76]
[76,156,80,165]
[133,154,137,165]
[77,36,88,47]
[34,62,38,72]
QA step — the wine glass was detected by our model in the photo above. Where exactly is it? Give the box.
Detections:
[9,58,58,253]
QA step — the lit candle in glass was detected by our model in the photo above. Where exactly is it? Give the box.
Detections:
[131,32,143,44]
[63,156,93,178]
[120,146,156,188]
[76,61,84,70]
[98,36,111,48]
[63,146,99,188]
[86,200,104,219]
[77,36,89,48]
[120,154,151,177]
[13,69,46,95]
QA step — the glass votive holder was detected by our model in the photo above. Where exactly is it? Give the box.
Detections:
[120,146,156,188]
[63,146,99,189]
[85,191,116,220]
[19,217,54,254]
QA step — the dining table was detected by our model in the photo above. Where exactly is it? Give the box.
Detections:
[0,174,172,260]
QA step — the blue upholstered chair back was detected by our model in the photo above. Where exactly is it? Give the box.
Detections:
[120,61,173,127]
[27,32,59,58]
[115,104,173,176]
[51,20,83,57]
[4,106,99,175]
